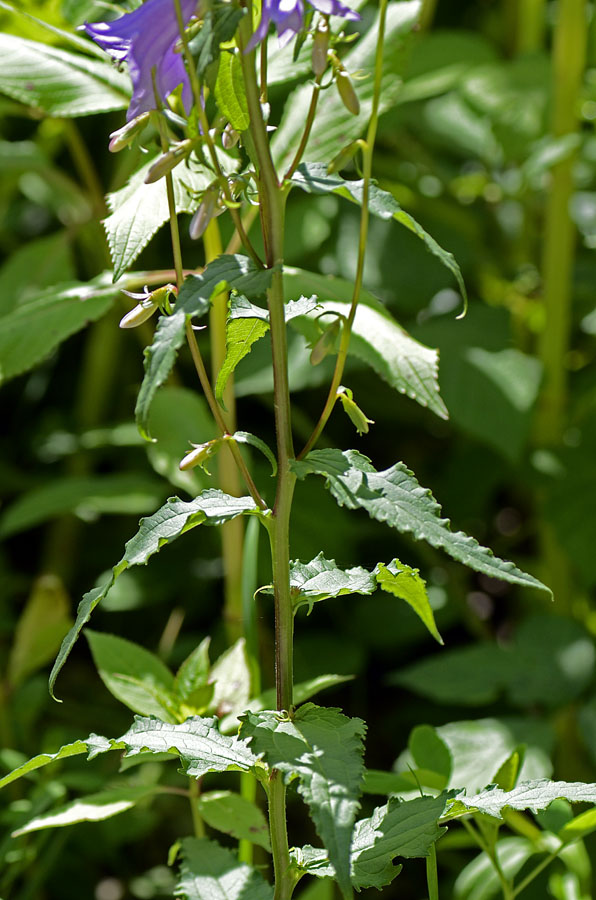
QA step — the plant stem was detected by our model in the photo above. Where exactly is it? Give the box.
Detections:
[516,0,546,53]
[284,77,322,181]
[299,0,389,458]
[511,847,563,898]
[267,772,293,900]
[189,778,206,838]
[240,20,295,900]
[419,0,438,31]
[461,819,513,900]
[535,0,587,445]
[426,843,439,900]
[204,218,246,641]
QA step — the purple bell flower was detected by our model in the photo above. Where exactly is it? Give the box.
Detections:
[247,0,360,51]
[85,0,197,121]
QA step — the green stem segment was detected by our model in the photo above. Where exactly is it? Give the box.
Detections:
[299,0,389,458]
[535,0,587,445]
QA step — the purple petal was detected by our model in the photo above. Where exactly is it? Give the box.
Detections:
[308,0,360,20]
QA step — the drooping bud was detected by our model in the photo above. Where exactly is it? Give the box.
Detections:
[179,439,221,473]
[119,297,160,329]
[310,318,341,366]
[312,19,330,77]
[336,67,360,116]
[337,386,374,435]
[189,186,219,240]
[327,139,361,174]
[222,123,240,150]
[145,139,194,183]
[108,112,151,152]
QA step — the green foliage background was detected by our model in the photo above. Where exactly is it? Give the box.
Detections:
[2,0,596,898]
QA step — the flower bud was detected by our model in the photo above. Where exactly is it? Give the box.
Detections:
[312,19,329,77]
[327,140,360,174]
[179,440,220,473]
[145,139,194,183]
[310,319,340,366]
[222,123,239,150]
[337,386,374,435]
[336,68,360,116]
[119,297,159,329]
[108,112,151,152]
[189,186,218,240]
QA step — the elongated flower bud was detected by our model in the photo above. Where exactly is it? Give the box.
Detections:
[327,140,360,174]
[312,19,329,77]
[310,319,340,366]
[119,297,159,329]
[337,385,374,435]
[179,440,220,473]
[145,139,194,183]
[108,112,151,152]
[189,187,218,240]
[336,68,360,116]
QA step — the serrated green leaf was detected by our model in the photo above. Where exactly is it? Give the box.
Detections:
[0,33,130,116]
[176,837,273,900]
[104,156,220,280]
[292,449,551,596]
[559,807,596,844]
[216,318,270,403]
[197,791,271,851]
[215,51,250,132]
[136,256,273,438]
[0,474,166,538]
[0,274,122,385]
[0,741,88,791]
[453,780,596,821]
[232,432,277,476]
[12,786,155,836]
[284,271,447,419]
[292,163,465,309]
[296,793,446,889]
[86,630,177,720]
[189,6,245,77]
[362,770,416,795]
[240,704,366,898]
[375,560,442,644]
[49,491,261,698]
[117,716,259,777]
[289,553,376,609]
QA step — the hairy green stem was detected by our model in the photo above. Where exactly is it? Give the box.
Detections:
[240,19,295,900]
[299,0,388,458]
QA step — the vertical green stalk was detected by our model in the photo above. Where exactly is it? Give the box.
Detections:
[419,0,438,31]
[204,219,246,643]
[534,0,586,610]
[426,844,439,900]
[536,0,587,445]
[516,0,546,53]
[239,19,295,900]
[299,0,389,457]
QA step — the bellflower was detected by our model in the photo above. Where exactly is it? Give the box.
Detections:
[247,0,360,51]
[85,0,197,121]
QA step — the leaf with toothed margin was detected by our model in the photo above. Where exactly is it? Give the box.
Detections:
[0,741,88,791]
[292,163,466,312]
[49,491,262,699]
[176,836,274,900]
[116,716,259,777]
[293,793,447,889]
[135,255,273,440]
[447,780,596,821]
[240,704,366,899]
[283,269,447,420]
[291,449,551,597]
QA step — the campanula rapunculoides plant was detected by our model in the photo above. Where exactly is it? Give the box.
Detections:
[3,1,596,899]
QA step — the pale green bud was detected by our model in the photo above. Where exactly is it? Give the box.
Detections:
[336,68,360,116]
[145,139,194,183]
[108,112,151,152]
[312,19,330,77]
